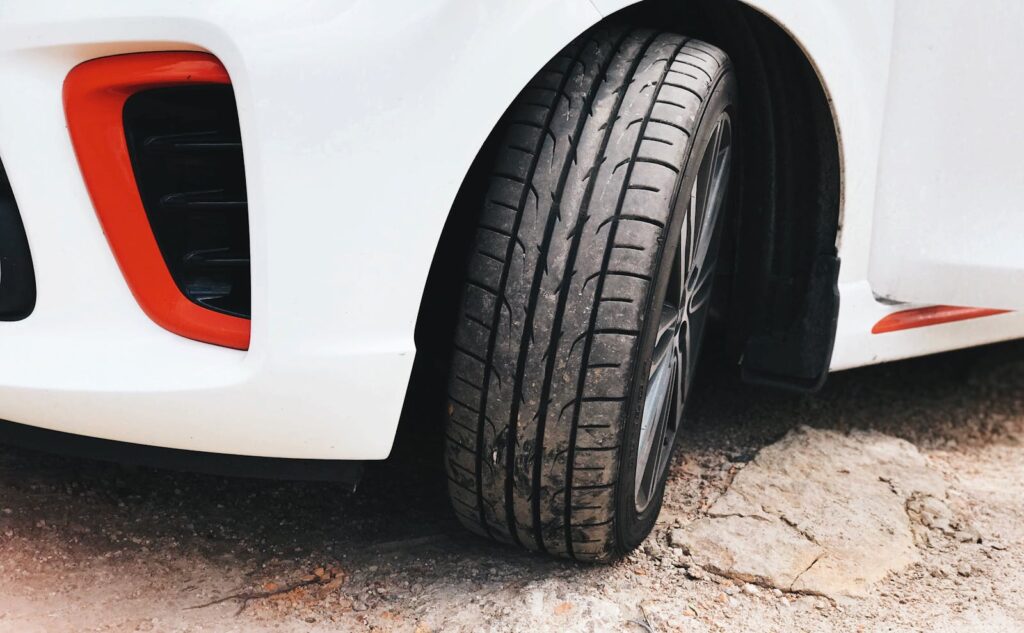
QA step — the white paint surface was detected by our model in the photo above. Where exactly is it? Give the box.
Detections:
[0,0,1020,457]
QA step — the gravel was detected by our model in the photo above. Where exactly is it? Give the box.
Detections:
[1,340,1023,631]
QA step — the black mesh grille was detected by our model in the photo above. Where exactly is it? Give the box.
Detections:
[0,159,35,321]
[123,85,250,319]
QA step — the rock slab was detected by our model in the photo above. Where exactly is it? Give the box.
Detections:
[674,426,949,597]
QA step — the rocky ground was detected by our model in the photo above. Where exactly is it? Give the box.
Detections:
[1,340,1024,632]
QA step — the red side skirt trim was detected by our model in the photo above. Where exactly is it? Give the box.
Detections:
[872,305,1009,335]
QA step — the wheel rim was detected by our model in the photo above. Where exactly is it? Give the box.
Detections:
[634,113,733,513]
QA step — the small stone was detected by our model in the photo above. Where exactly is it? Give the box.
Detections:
[715,592,728,604]
[553,602,573,615]
[955,528,981,543]
[668,529,688,550]
[643,542,662,559]
[914,496,954,532]
[779,597,790,607]
[957,563,972,577]
[680,459,703,477]
[723,586,737,596]
[743,583,759,595]
[352,601,368,612]
[771,588,783,597]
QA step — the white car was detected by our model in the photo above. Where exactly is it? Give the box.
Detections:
[0,0,1022,560]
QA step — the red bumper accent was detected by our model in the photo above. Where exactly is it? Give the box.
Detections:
[872,305,1009,334]
[63,52,250,350]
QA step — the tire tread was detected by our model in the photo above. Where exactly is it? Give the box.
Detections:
[445,29,730,560]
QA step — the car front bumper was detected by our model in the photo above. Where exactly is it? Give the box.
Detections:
[0,0,599,459]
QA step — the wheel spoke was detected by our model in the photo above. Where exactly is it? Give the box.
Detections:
[644,384,671,503]
[636,321,678,507]
[689,122,730,280]
[635,112,733,514]
[673,321,686,426]
[654,304,679,355]
[682,186,695,283]
[691,121,719,248]
[687,121,732,316]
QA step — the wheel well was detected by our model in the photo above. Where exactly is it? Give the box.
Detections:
[404,0,841,427]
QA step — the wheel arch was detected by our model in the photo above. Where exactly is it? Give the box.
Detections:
[407,0,848,426]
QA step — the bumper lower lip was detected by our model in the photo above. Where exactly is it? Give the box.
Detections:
[0,417,363,483]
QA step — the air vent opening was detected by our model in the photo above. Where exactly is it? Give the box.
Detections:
[65,52,249,348]
[0,159,35,322]
[123,85,250,319]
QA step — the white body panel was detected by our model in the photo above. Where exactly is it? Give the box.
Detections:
[831,282,1024,371]
[0,0,1020,459]
[869,0,1024,310]
[591,0,1024,367]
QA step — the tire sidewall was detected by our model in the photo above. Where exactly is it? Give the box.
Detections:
[613,64,739,553]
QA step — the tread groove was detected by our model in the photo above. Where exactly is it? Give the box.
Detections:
[562,35,690,559]
[530,31,665,559]
[510,30,634,554]
[465,35,596,545]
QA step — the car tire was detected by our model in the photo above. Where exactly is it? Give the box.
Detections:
[445,26,737,560]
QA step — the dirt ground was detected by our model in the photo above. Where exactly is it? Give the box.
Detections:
[2,340,1024,632]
